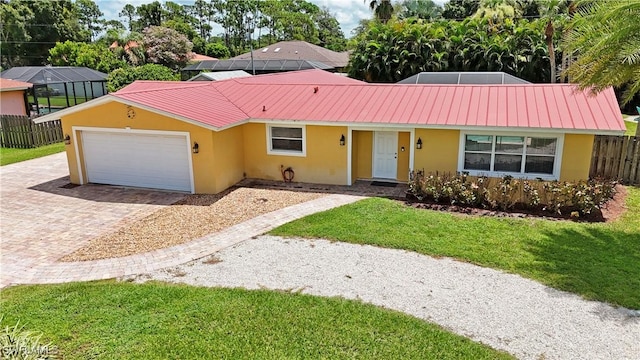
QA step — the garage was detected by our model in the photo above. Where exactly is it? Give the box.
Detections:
[81,129,193,192]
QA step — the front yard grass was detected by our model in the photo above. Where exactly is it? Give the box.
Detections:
[272,186,640,310]
[0,282,511,359]
[0,142,65,166]
[625,119,637,135]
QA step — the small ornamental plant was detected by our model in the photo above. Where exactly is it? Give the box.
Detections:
[0,317,58,360]
[407,171,617,218]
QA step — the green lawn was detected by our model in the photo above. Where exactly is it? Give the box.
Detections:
[28,95,88,108]
[272,187,640,309]
[0,282,511,359]
[625,119,637,136]
[0,142,65,166]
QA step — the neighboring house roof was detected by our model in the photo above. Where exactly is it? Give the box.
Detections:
[398,72,531,84]
[191,53,218,62]
[188,70,251,81]
[35,69,626,135]
[183,59,333,72]
[231,40,350,68]
[1,66,107,84]
[109,40,140,51]
[0,78,32,92]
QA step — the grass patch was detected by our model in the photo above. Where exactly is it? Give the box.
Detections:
[272,187,640,309]
[625,119,637,136]
[0,143,65,166]
[0,282,511,359]
[28,95,88,108]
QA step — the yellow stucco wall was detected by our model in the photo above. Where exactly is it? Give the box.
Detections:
[414,129,460,174]
[560,134,595,181]
[0,90,27,115]
[210,125,245,193]
[57,100,596,193]
[243,123,348,185]
[352,130,372,181]
[60,100,219,193]
[397,132,410,182]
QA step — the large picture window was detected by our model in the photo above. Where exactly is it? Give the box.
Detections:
[461,133,560,178]
[267,125,306,156]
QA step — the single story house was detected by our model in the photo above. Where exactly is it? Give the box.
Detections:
[0,78,32,116]
[34,70,625,194]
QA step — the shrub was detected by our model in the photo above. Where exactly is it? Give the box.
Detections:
[0,317,58,359]
[407,171,617,217]
[107,64,179,92]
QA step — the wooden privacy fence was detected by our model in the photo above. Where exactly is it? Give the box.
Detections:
[590,135,640,185]
[0,115,63,148]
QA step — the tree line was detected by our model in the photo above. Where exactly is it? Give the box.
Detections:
[0,0,347,69]
[358,0,639,108]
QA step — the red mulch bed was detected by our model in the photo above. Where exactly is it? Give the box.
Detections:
[404,185,627,223]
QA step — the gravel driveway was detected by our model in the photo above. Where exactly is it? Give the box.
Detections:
[134,235,640,360]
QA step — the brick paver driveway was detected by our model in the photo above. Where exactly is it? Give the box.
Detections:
[0,153,186,287]
[0,153,363,288]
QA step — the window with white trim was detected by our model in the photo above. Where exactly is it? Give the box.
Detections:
[462,134,558,177]
[267,125,306,156]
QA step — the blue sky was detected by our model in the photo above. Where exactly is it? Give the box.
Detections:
[95,0,375,37]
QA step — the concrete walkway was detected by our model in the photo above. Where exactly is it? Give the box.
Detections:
[0,153,364,287]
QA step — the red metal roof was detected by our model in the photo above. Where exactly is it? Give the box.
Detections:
[191,53,218,61]
[0,78,32,91]
[110,70,625,133]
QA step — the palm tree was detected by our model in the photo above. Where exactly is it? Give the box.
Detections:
[366,0,394,24]
[109,33,146,66]
[538,0,569,83]
[562,0,640,105]
[473,0,522,26]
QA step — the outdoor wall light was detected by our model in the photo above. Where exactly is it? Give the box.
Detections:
[339,134,345,146]
[416,137,423,149]
[192,142,199,154]
[64,134,71,145]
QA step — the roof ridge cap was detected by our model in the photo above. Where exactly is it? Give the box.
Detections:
[114,81,210,95]
[210,82,251,119]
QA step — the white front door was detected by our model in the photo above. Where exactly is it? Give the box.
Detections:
[373,131,397,179]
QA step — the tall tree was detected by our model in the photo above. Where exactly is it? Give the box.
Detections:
[314,7,346,51]
[0,1,34,68]
[119,4,137,32]
[2,0,85,66]
[397,0,443,21]
[563,0,640,105]
[442,0,478,19]
[212,0,258,56]
[76,0,104,41]
[188,0,214,39]
[366,0,393,24]
[473,0,523,26]
[136,1,164,30]
[538,0,569,83]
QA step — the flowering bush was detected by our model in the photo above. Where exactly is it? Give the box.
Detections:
[407,171,617,217]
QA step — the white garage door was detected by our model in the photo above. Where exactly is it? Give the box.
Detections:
[82,130,192,192]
